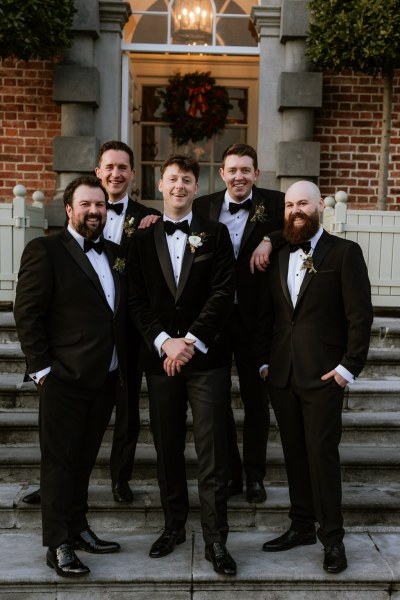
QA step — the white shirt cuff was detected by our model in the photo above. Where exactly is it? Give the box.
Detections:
[154,332,170,357]
[30,366,51,384]
[335,364,354,384]
[185,331,208,354]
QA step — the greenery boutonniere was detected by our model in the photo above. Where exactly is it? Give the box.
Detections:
[250,203,268,223]
[123,216,136,238]
[113,257,126,273]
[187,232,209,254]
[301,255,317,274]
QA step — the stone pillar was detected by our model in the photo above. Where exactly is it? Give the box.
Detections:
[252,0,322,192]
[48,0,130,226]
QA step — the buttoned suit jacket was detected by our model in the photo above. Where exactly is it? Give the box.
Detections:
[14,228,128,389]
[127,214,235,374]
[193,186,285,331]
[256,230,373,389]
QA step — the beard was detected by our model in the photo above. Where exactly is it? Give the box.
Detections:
[284,209,320,244]
[73,213,105,240]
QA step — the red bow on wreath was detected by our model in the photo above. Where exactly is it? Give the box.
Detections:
[187,83,212,117]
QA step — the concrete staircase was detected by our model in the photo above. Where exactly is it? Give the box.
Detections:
[0,310,399,598]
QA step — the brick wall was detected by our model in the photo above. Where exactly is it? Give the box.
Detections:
[314,70,400,210]
[0,57,61,204]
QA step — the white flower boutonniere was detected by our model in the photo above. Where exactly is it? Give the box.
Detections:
[301,255,317,274]
[250,203,268,223]
[113,257,126,273]
[123,216,136,238]
[187,232,209,254]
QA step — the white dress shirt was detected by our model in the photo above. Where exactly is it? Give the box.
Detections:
[102,195,128,245]
[153,212,208,357]
[219,191,253,259]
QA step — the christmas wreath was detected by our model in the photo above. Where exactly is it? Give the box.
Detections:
[161,71,232,145]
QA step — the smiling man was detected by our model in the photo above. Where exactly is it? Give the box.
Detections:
[14,176,128,577]
[127,154,237,576]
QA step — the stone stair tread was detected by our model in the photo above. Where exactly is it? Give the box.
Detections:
[367,347,400,360]
[0,343,24,357]
[0,530,398,594]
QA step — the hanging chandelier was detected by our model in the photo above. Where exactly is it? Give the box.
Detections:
[171,0,214,45]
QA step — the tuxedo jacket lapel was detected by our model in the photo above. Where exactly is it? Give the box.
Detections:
[104,243,121,314]
[154,219,177,298]
[175,215,199,302]
[278,245,293,309]
[239,189,264,255]
[209,194,224,221]
[295,230,333,309]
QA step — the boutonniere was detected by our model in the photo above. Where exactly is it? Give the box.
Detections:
[187,232,209,254]
[301,255,317,274]
[123,216,136,238]
[112,257,126,273]
[250,203,268,223]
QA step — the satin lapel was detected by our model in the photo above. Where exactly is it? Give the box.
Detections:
[60,230,109,307]
[120,199,137,249]
[175,214,198,302]
[279,245,293,309]
[104,243,121,314]
[210,195,223,221]
[239,192,263,255]
[154,219,177,298]
[295,230,333,308]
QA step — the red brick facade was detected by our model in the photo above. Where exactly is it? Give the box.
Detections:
[0,58,61,204]
[314,71,400,210]
[0,59,399,209]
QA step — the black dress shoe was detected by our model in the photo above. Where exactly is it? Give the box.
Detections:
[227,480,243,497]
[46,543,90,577]
[112,481,133,503]
[149,528,186,558]
[262,528,317,552]
[22,488,41,504]
[205,542,237,576]
[246,481,267,503]
[323,542,347,573]
[72,528,121,554]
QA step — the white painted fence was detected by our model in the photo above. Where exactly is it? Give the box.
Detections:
[323,192,400,308]
[0,185,48,303]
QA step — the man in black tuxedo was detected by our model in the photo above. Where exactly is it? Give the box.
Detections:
[95,140,161,503]
[193,144,285,503]
[14,176,127,577]
[257,180,373,573]
[128,155,237,576]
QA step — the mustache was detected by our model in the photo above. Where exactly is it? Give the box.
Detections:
[84,213,102,221]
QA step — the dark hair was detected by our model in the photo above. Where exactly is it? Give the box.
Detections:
[160,154,200,182]
[63,175,108,208]
[98,140,134,169]
[221,143,258,171]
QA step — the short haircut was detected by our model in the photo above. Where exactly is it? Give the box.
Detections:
[221,143,258,171]
[160,154,200,182]
[63,175,108,208]
[98,140,134,170]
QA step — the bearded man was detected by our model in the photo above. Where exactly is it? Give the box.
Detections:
[14,176,127,577]
[255,180,373,573]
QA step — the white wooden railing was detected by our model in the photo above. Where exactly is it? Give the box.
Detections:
[0,185,48,303]
[323,192,400,308]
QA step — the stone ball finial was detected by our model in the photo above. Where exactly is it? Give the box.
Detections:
[32,191,45,206]
[335,190,348,204]
[324,196,335,208]
[13,184,27,199]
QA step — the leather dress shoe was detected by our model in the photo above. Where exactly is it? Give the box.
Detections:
[246,481,267,503]
[22,488,41,504]
[323,542,347,573]
[112,481,133,503]
[149,528,186,558]
[227,480,243,498]
[262,528,317,552]
[46,543,90,577]
[72,528,121,553]
[205,542,237,576]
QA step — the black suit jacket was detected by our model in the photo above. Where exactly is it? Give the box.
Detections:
[256,230,373,389]
[14,229,128,389]
[119,197,161,255]
[193,186,285,330]
[127,215,235,374]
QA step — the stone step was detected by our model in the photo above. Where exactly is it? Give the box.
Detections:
[0,530,398,599]
[0,312,18,343]
[2,373,400,411]
[360,347,400,377]
[1,409,400,446]
[0,444,399,485]
[370,316,400,348]
[2,482,400,532]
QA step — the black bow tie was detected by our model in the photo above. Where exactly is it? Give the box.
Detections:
[163,220,190,235]
[107,202,124,215]
[228,199,252,215]
[289,241,311,254]
[84,238,104,254]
